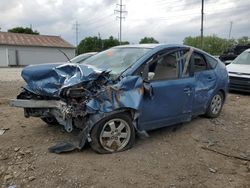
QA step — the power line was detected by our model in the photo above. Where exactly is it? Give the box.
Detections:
[126,4,249,23]
[83,13,114,26]
[114,0,127,44]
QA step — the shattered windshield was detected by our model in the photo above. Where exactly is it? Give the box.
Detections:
[70,54,94,63]
[232,51,250,65]
[82,47,150,75]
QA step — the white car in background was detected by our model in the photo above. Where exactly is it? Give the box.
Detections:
[227,49,250,92]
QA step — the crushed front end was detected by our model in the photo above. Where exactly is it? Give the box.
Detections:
[10,63,149,153]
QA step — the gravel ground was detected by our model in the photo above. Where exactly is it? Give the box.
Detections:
[0,68,250,188]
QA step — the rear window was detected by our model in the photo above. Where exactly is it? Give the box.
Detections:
[206,55,218,69]
[193,53,207,72]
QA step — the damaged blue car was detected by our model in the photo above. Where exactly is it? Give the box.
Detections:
[10,44,228,154]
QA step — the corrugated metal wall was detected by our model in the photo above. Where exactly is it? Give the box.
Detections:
[0,45,75,67]
[0,47,8,67]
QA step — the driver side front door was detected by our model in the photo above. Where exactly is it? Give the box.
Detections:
[138,49,195,131]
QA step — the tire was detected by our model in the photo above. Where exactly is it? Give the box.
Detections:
[205,91,224,118]
[90,112,135,154]
[41,117,59,125]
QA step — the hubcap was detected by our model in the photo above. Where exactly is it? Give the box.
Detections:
[211,94,222,115]
[99,118,131,152]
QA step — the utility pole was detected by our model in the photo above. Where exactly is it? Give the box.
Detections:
[200,0,204,49]
[228,21,233,40]
[73,21,80,54]
[98,32,104,50]
[114,0,127,44]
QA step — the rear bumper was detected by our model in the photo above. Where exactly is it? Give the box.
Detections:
[229,76,250,92]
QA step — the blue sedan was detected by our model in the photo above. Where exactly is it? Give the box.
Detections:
[11,44,228,154]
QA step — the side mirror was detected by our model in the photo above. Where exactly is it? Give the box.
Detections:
[148,72,155,80]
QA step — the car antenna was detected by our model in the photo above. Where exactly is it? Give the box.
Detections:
[58,49,72,63]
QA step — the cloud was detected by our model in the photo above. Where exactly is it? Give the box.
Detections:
[0,0,249,45]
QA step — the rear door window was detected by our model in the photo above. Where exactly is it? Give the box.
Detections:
[206,55,218,69]
[193,53,208,72]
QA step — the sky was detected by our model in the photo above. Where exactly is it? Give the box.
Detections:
[0,0,249,46]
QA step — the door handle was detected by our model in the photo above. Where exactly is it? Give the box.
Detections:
[207,76,214,81]
[183,88,192,96]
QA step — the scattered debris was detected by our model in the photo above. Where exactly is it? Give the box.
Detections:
[14,147,20,152]
[28,176,36,181]
[239,152,248,159]
[209,168,217,173]
[247,163,250,172]
[201,146,250,162]
[0,128,9,135]
[4,174,13,181]
[8,185,16,188]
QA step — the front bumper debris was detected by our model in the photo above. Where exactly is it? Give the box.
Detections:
[9,99,89,153]
[9,99,66,109]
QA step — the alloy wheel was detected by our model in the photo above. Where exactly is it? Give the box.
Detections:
[211,94,222,115]
[99,118,131,152]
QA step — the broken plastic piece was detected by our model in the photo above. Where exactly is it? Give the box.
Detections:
[48,142,77,154]
[0,128,9,135]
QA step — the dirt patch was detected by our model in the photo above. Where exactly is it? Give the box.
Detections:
[0,68,250,188]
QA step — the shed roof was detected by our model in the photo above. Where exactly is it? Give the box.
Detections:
[0,32,75,49]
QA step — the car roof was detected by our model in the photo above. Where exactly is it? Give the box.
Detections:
[244,48,250,52]
[80,52,98,55]
[113,43,214,58]
[114,43,186,49]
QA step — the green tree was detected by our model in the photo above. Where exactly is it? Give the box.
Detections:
[102,36,120,49]
[237,36,250,45]
[77,36,129,55]
[8,27,39,35]
[77,36,101,54]
[183,35,235,55]
[139,37,159,44]
[121,41,130,45]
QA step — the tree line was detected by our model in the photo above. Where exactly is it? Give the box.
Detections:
[77,36,159,54]
[5,26,250,55]
[183,35,250,55]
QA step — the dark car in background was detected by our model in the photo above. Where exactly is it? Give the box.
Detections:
[219,44,250,65]
[10,44,228,154]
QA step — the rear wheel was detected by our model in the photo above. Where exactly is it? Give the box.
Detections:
[90,113,135,154]
[205,92,224,118]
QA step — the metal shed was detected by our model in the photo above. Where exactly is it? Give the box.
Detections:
[0,32,75,67]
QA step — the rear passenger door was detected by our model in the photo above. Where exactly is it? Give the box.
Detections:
[192,52,217,114]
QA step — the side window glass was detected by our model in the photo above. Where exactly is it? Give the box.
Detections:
[194,53,207,72]
[149,52,178,80]
[206,55,218,69]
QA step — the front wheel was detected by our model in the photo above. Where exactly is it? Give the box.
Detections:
[90,113,135,154]
[41,117,59,125]
[205,92,224,118]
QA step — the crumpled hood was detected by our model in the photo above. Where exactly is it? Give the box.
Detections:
[21,62,108,97]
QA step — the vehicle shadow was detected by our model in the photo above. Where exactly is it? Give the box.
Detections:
[229,90,250,95]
